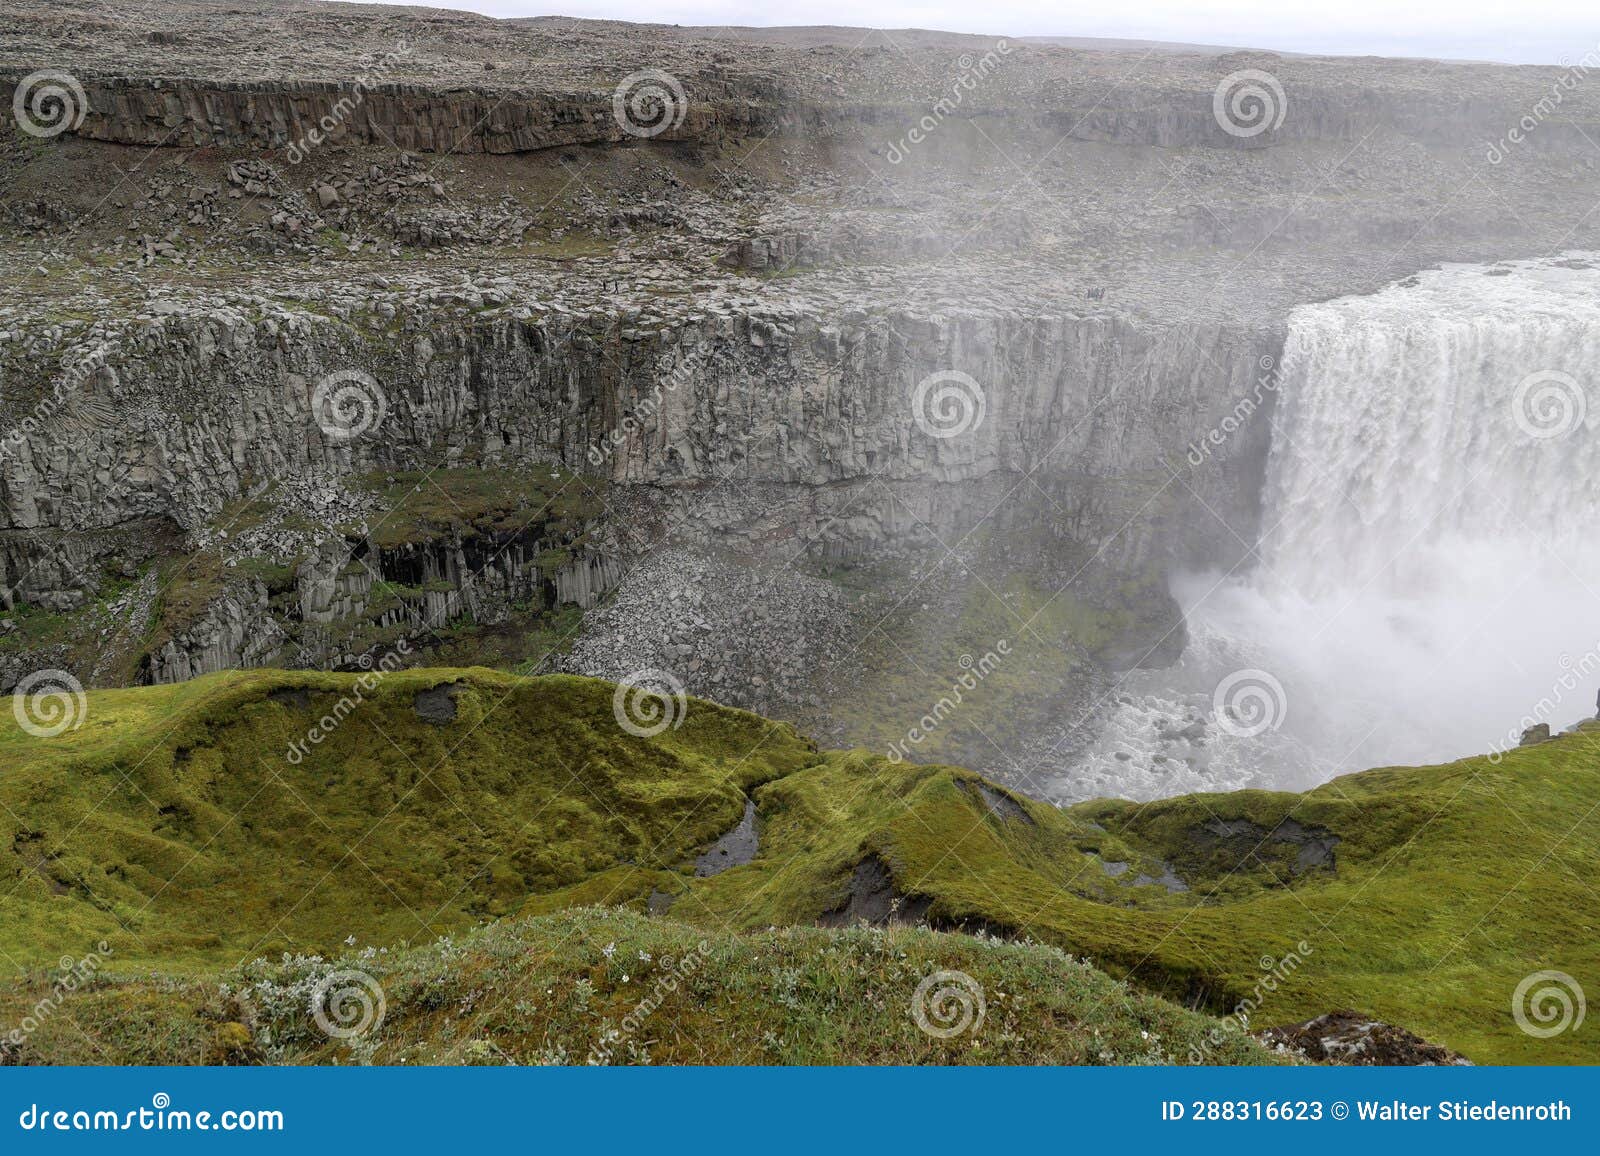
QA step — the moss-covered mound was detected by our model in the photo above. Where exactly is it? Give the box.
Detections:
[0,668,814,970]
[0,907,1286,1066]
[3,669,1595,1064]
[542,743,1599,1065]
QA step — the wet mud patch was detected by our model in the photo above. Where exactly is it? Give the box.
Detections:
[967,781,1035,824]
[12,831,69,895]
[818,857,933,927]
[413,682,465,725]
[1132,862,1189,892]
[1191,816,1341,879]
[694,799,759,877]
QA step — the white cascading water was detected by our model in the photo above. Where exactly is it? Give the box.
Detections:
[1059,252,1600,802]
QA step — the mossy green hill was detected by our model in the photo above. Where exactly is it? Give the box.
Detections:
[2,669,1595,1064]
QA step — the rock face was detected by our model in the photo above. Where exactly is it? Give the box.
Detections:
[1258,1009,1472,1066]
[0,291,1274,556]
[3,0,1599,786]
[7,74,763,156]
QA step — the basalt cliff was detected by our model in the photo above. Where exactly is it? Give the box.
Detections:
[2,0,1598,796]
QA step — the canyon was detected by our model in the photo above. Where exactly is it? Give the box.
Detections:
[3,0,1600,797]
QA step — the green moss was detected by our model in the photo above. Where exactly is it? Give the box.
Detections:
[0,907,1285,1066]
[147,551,230,648]
[672,744,1600,1065]
[3,668,1596,1065]
[355,466,602,550]
[817,572,1109,767]
[0,669,815,972]
[0,602,77,653]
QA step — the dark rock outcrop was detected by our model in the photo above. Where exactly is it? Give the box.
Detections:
[1257,1009,1472,1066]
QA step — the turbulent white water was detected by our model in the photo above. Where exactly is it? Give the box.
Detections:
[1062,253,1600,801]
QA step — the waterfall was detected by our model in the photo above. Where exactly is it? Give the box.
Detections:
[1058,253,1600,802]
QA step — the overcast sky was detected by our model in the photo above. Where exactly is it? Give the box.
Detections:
[387,1,1597,64]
